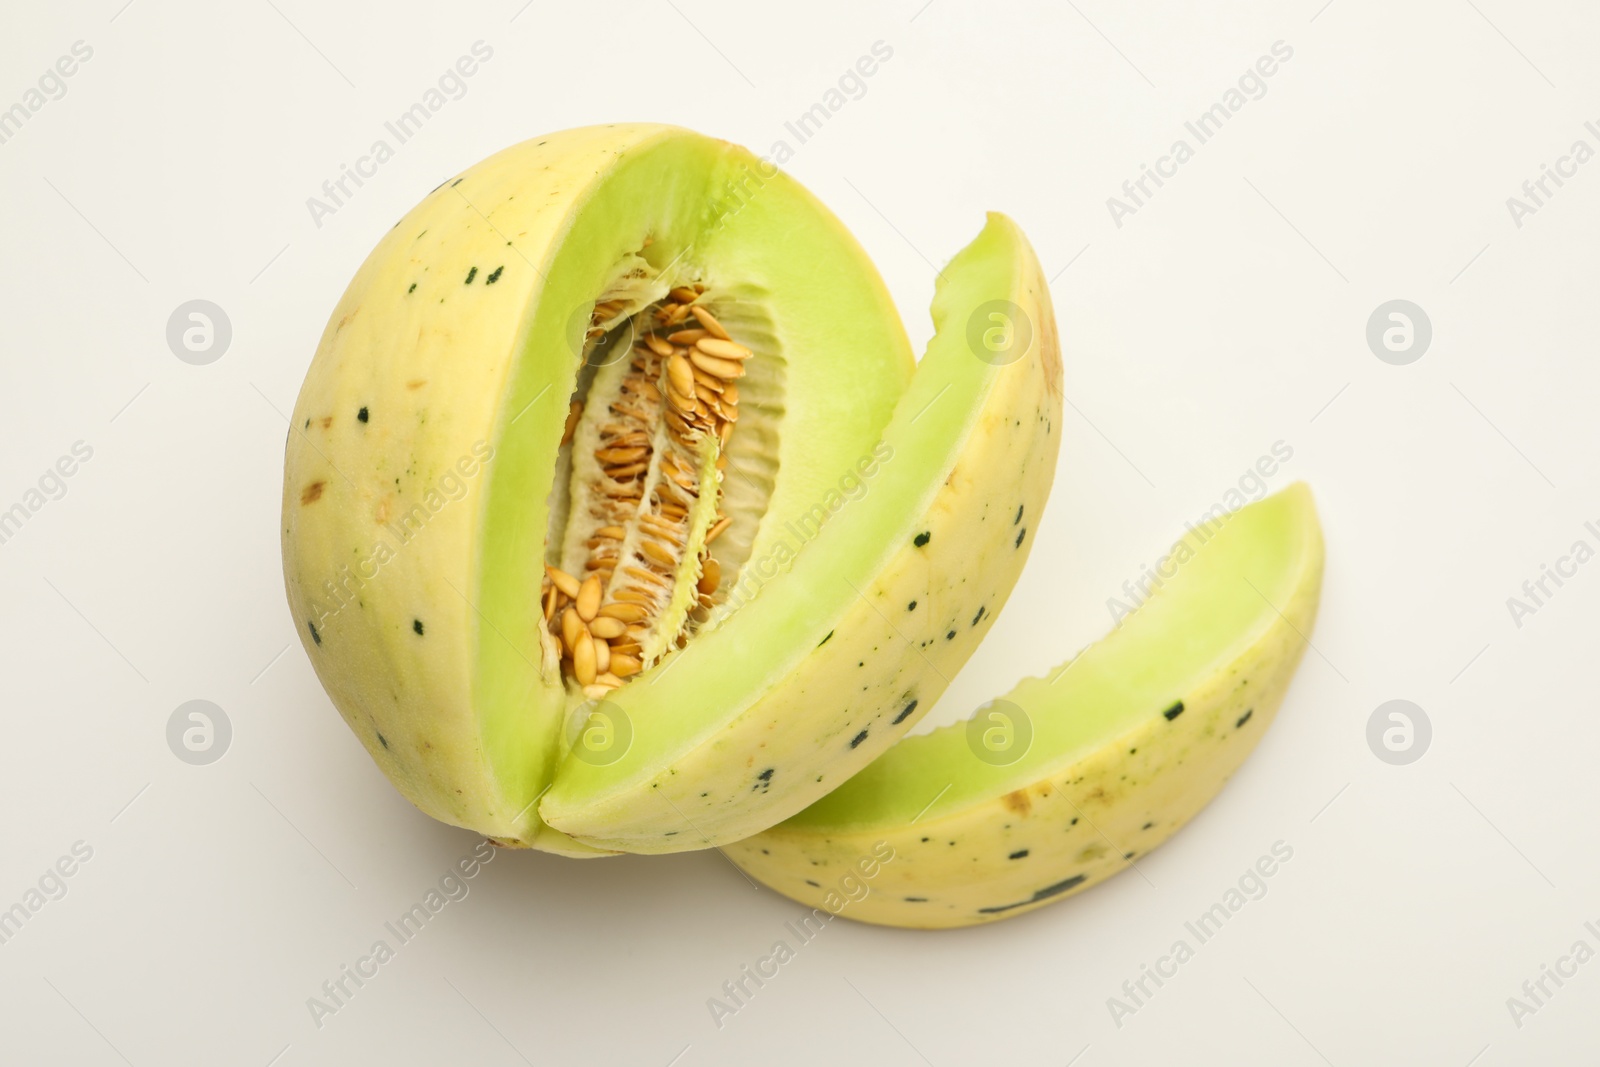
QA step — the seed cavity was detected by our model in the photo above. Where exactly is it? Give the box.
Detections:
[540,279,765,700]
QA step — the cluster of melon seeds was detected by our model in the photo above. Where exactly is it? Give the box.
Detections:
[543,285,751,699]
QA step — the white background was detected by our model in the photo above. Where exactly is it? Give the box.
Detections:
[2,1,1596,1064]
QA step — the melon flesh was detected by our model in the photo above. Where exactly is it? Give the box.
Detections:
[282,125,913,851]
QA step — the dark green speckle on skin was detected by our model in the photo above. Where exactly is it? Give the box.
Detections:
[818,630,833,647]
[914,531,931,547]
[377,733,388,749]
[976,873,1088,914]
[413,619,425,636]
[893,699,918,724]
[407,283,416,294]
[486,266,504,284]
[1236,709,1254,728]
[972,605,986,626]
[357,406,369,423]
[1015,527,1027,548]
[1009,849,1030,860]
[907,600,917,611]
[849,729,869,748]
[464,266,478,284]
[1163,701,1185,721]
[1015,504,1024,525]
[946,630,957,641]
[307,621,321,645]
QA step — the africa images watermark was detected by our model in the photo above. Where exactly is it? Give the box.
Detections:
[302,440,493,637]
[1106,40,1295,228]
[1504,117,1600,230]
[1504,517,1600,629]
[0,840,95,948]
[305,839,497,1028]
[703,40,895,236]
[0,40,94,148]
[0,440,94,548]
[1505,917,1600,1030]
[1106,440,1295,625]
[720,442,894,613]
[706,841,896,1030]
[1106,840,1294,1028]
[305,41,495,228]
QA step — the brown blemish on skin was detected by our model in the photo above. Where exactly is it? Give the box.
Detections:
[407,379,427,390]
[301,481,326,505]
[319,416,333,430]
[1001,790,1032,816]
[1036,290,1062,401]
[336,309,360,332]
[375,497,392,524]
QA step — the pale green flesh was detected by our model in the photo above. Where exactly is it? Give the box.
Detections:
[782,483,1319,833]
[472,133,914,840]
[542,217,1023,817]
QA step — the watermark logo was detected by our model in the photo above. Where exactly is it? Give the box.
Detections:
[167,300,232,365]
[569,699,633,766]
[1366,699,1430,765]
[966,300,1032,366]
[966,699,1032,766]
[1366,300,1430,365]
[565,300,638,369]
[167,700,231,765]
